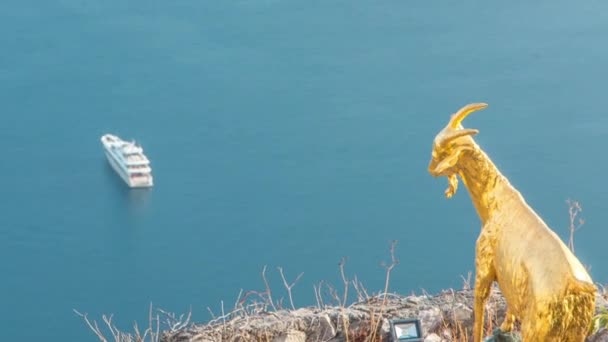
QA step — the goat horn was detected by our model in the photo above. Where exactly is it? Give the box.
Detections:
[448,103,488,129]
[444,128,479,142]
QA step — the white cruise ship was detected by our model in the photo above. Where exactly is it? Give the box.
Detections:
[101,134,153,188]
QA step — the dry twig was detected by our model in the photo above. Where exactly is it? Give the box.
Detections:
[369,240,399,341]
[461,271,472,291]
[352,275,370,304]
[314,280,325,309]
[566,199,584,252]
[339,257,349,307]
[277,266,304,310]
[74,310,108,342]
[262,265,278,311]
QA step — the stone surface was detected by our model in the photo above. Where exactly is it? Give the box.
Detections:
[312,314,336,341]
[589,328,608,342]
[161,289,608,342]
[272,330,306,342]
[452,303,473,323]
[424,333,444,342]
[418,307,442,335]
[482,328,521,342]
[380,318,391,338]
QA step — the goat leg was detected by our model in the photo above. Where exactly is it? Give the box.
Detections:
[473,275,493,342]
[473,237,496,342]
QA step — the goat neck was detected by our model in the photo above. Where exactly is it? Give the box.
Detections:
[456,142,511,224]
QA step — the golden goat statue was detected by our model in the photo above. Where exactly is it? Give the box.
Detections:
[428,103,596,341]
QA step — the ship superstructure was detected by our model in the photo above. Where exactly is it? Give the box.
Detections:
[101,134,153,188]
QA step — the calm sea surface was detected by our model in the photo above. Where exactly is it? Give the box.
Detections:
[3,1,608,340]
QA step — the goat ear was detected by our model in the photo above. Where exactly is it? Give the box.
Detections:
[435,146,468,174]
[443,129,479,143]
[435,153,460,174]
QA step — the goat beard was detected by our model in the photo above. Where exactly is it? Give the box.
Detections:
[445,174,458,198]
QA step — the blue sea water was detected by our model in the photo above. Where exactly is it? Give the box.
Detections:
[2,0,608,340]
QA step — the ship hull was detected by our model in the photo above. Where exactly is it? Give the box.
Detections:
[104,151,153,188]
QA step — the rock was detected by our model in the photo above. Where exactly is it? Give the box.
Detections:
[452,303,473,323]
[482,328,521,342]
[589,328,608,342]
[307,314,336,340]
[418,307,443,335]
[424,333,443,342]
[407,295,426,305]
[597,296,608,312]
[272,329,306,342]
[438,327,452,341]
[380,318,391,337]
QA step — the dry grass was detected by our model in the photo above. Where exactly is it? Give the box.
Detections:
[74,303,190,342]
[76,242,399,342]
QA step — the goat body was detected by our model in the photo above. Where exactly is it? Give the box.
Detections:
[428,103,595,342]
